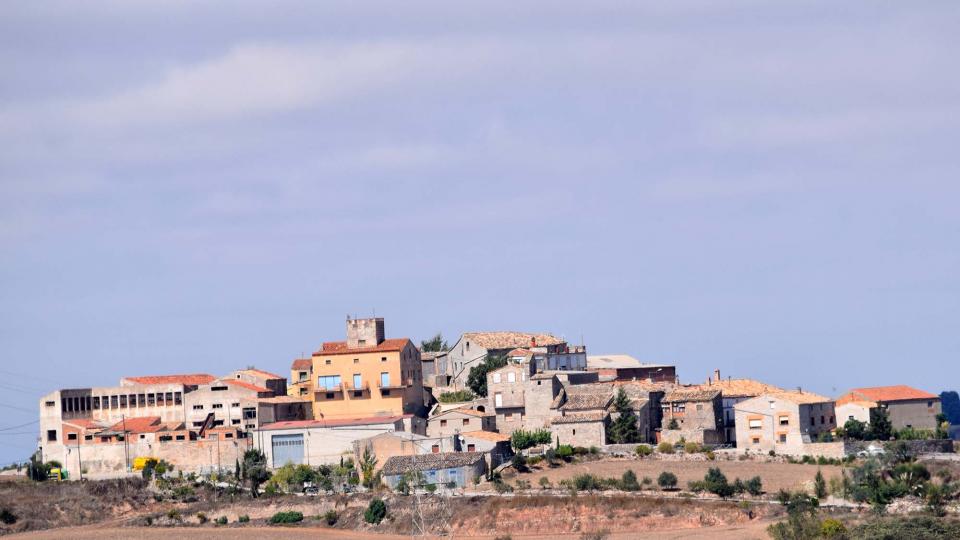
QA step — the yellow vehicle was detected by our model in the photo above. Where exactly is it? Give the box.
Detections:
[133,457,158,471]
[47,467,66,481]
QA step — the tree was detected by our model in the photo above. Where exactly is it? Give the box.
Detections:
[940,391,960,424]
[243,449,270,498]
[360,447,378,489]
[745,476,763,496]
[621,469,640,491]
[607,388,640,444]
[842,418,867,440]
[934,413,950,440]
[466,354,507,397]
[234,459,241,481]
[364,498,387,524]
[704,467,734,498]
[421,333,448,352]
[869,407,893,441]
[667,418,679,430]
[814,469,827,499]
[657,471,677,490]
[511,429,552,451]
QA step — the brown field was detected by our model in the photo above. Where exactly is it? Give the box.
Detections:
[506,457,844,493]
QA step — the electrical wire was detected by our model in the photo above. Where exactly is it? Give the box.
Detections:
[0,420,38,432]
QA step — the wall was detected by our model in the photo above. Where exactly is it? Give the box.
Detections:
[445,336,489,387]
[885,400,941,430]
[257,421,404,467]
[352,434,433,471]
[426,412,495,438]
[735,397,836,455]
[551,420,605,448]
[660,428,723,445]
[488,364,529,410]
[836,403,872,425]
[184,384,261,430]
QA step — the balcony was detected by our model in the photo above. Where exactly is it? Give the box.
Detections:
[314,385,345,400]
[377,380,408,391]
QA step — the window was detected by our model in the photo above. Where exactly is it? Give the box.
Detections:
[353,374,362,389]
[463,419,470,426]
[138,393,146,406]
[829,416,834,424]
[47,430,57,442]
[572,429,577,435]
[67,433,77,441]
[820,416,825,424]
[299,388,308,396]
[91,397,99,409]
[193,405,204,410]
[231,402,240,408]
[176,435,185,441]
[432,444,440,453]
[318,375,342,390]
[213,420,224,426]
[381,356,387,362]
[779,416,789,426]
[507,372,516,383]
[467,444,476,452]
[440,419,447,427]
[748,419,762,429]
[84,435,92,441]
[810,417,815,426]
[174,392,182,405]
[129,394,136,407]
[242,407,256,419]
[354,358,359,364]
[696,403,703,411]
[212,403,223,409]
[493,373,501,383]
[928,401,933,408]
[382,389,390,396]
[751,437,760,445]
[147,393,155,406]
[495,393,503,407]
[212,386,227,391]
[380,372,390,387]
[779,433,787,443]
[325,359,332,365]
[119,395,127,407]
[165,392,173,404]
[45,400,55,407]
[358,339,366,346]
[298,371,307,381]
[232,419,241,425]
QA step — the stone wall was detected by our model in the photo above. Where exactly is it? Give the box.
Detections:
[844,439,953,456]
[660,428,723,445]
[552,421,605,448]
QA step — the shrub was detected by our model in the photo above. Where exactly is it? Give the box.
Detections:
[621,469,640,491]
[0,508,16,525]
[511,429,553,451]
[687,480,707,492]
[196,512,208,524]
[437,390,475,403]
[166,509,181,521]
[269,511,304,524]
[814,469,827,499]
[635,444,652,457]
[745,476,763,496]
[573,473,602,491]
[556,444,574,460]
[515,479,531,491]
[573,446,590,456]
[539,476,551,489]
[657,442,674,454]
[641,476,653,487]
[684,442,701,454]
[216,516,228,525]
[493,479,513,493]
[238,515,250,523]
[657,471,678,490]
[323,510,338,526]
[820,518,847,538]
[363,498,387,524]
[667,418,679,430]
[512,454,528,472]
[527,455,543,466]
[704,467,734,498]
[705,451,716,461]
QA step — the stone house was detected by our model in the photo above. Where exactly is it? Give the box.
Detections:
[659,387,724,444]
[550,412,607,448]
[381,452,487,489]
[458,430,513,467]
[352,431,434,471]
[445,332,566,387]
[692,370,784,445]
[426,408,496,438]
[585,355,676,383]
[548,381,654,444]
[734,391,836,455]
[835,400,876,426]
[835,385,941,431]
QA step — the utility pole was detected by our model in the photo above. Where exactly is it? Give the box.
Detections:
[122,415,130,472]
[76,437,83,481]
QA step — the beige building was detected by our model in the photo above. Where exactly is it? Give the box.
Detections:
[836,385,941,431]
[297,317,426,421]
[426,408,496,438]
[734,391,836,455]
[692,370,784,445]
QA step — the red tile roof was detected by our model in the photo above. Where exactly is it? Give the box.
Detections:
[124,374,216,386]
[106,416,163,434]
[291,358,312,370]
[837,385,938,405]
[226,379,272,393]
[240,368,285,380]
[259,414,411,430]
[313,338,412,356]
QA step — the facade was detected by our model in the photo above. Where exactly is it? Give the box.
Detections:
[183,378,273,431]
[586,355,676,383]
[257,396,313,425]
[659,387,724,444]
[445,332,566,387]
[256,414,424,468]
[381,452,487,489]
[420,351,450,388]
[298,317,426,421]
[458,430,513,466]
[549,381,655,444]
[836,400,875,425]
[550,412,607,447]
[352,431,434,471]
[228,368,288,397]
[734,391,836,455]
[288,358,313,398]
[692,370,784,444]
[426,408,496,438]
[836,385,941,431]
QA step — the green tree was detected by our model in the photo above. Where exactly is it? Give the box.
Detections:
[621,469,640,491]
[657,471,677,490]
[234,459,241,481]
[704,467,734,498]
[842,418,867,440]
[934,413,950,439]
[364,498,387,524]
[607,388,640,444]
[940,391,960,424]
[667,418,679,430]
[466,354,507,397]
[243,449,271,498]
[511,428,552,451]
[360,447,378,489]
[814,469,827,499]
[421,333,448,352]
[868,407,893,441]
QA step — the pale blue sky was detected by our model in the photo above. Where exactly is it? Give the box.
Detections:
[2,1,959,464]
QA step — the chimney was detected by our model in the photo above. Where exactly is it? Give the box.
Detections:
[531,336,537,347]
[714,369,721,383]
[797,386,802,393]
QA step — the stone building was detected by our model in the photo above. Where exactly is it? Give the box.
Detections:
[734,391,836,455]
[692,370,784,445]
[659,387,724,444]
[445,332,567,387]
[296,317,426,421]
[586,355,676,383]
[426,408,496,438]
[835,385,941,431]
[381,452,487,489]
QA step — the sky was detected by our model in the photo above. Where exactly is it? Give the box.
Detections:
[1,1,959,464]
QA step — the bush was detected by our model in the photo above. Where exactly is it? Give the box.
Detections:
[0,508,17,525]
[493,478,513,493]
[657,442,674,454]
[512,454,528,472]
[238,515,250,523]
[364,498,387,524]
[269,511,304,524]
[539,476,551,489]
[635,444,652,457]
[745,476,763,496]
[573,473,602,491]
[323,510,338,526]
[705,450,716,461]
[166,509,181,521]
[515,479,531,491]
[820,518,847,538]
[216,516,228,525]
[657,471,678,490]
[684,442,702,454]
[511,428,553,451]
[556,444,574,460]
[853,516,960,539]
[196,512,208,524]
[703,467,734,498]
[527,455,543,466]
[437,390,475,403]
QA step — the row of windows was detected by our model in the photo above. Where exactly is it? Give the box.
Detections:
[59,392,182,413]
[191,402,242,410]
[491,371,524,384]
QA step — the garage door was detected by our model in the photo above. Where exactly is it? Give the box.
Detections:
[271,434,304,467]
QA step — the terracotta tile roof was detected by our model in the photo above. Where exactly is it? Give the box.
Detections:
[432,408,491,419]
[461,332,564,350]
[123,374,216,386]
[258,396,311,404]
[696,379,783,398]
[226,379,272,393]
[239,368,285,380]
[561,391,613,411]
[419,351,445,361]
[258,414,411,430]
[663,387,721,402]
[506,348,533,357]
[105,416,163,434]
[291,358,311,370]
[313,338,412,356]
[63,419,107,431]
[552,411,607,424]
[462,430,511,442]
[837,385,938,405]
[837,399,878,409]
[381,452,485,475]
[763,390,832,405]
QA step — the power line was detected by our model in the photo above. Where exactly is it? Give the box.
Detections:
[0,403,34,414]
[0,368,50,385]
[0,432,36,436]
[0,420,38,432]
